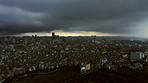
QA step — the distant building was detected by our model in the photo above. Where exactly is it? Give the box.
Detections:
[52,32,60,39]
[52,32,55,37]
[85,64,91,70]
[145,59,148,62]
[81,67,86,74]
[130,52,144,60]
[39,62,45,69]
[101,58,108,65]
[35,35,37,37]
[7,44,15,51]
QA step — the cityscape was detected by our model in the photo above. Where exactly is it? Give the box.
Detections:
[0,32,148,83]
[1,0,148,83]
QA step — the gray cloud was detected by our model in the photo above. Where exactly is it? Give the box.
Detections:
[0,0,148,35]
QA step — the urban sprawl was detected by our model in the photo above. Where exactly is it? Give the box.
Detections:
[0,33,148,82]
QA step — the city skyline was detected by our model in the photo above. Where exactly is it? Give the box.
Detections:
[18,30,132,37]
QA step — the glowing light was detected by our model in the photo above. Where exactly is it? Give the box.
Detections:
[19,30,130,37]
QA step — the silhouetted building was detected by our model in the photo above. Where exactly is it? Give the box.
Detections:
[52,32,55,37]
[35,35,37,37]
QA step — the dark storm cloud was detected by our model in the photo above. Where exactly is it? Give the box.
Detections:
[0,0,148,35]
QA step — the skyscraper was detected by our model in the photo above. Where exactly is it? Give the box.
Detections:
[52,32,55,37]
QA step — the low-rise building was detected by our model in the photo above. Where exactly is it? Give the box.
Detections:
[130,52,144,60]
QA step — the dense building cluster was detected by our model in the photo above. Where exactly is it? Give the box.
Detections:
[0,35,148,82]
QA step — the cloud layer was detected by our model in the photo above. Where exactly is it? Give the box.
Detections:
[0,0,148,36]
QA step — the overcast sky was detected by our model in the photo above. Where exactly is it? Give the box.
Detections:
[0,0,148,37]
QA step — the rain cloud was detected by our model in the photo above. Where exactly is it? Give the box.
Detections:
[0,0,148,35]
